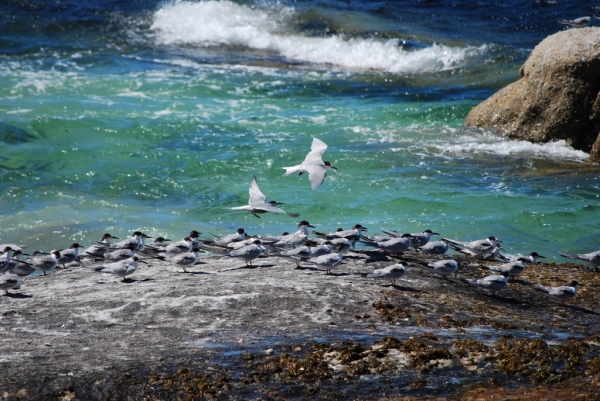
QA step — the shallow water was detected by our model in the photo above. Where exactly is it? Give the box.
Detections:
[1,0,599,262]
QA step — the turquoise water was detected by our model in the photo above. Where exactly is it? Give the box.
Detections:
[1,0,599,261]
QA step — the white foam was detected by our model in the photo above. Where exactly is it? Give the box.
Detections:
[151,0,485,73]
[433,136,589,162]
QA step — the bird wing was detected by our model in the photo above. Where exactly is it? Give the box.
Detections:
[306,164,327,190]
[303,138,328,163]
[248,176,267,205]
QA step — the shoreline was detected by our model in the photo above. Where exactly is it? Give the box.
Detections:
[1,250,599,399]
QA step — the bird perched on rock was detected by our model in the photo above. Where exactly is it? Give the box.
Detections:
[558,249,600,268]
[415,240,449,255]
[282,137,337,190]
[443,236,502,259]
[305,244,345,274]
[462,272,510,295]
[96,256,147,281]
[223,240,268,267]
[482,258,529,280]
[558,16,590,28]
[423,259,459,279]
[0,272,21,294]
[154,247,203,273]
[83,233,119,257]
[364,263,408,285]
[26,250,61,275]
[57,243,82,268]
[230,176,299,218]
[532,280,579,305]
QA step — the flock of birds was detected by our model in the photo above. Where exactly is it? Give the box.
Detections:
[0,138,594,306]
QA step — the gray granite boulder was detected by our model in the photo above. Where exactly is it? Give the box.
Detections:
[464,27,600,163]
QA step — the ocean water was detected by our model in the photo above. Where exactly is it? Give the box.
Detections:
[1,0,599,262]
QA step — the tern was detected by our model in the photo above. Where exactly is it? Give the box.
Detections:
[225,239,268,267]
[0,247,14,272]
[7,251,35,277]
[212,228,248,246]
[97,256,147,281]
[558,249,600,267]
[361,236,411,255]
[484,258,529,279]
[57,243,81,268]
[88,243,136,262]
[282,137,337,190]
[313,224,366,250]
[110,231,151,251]
[230,176,299,218]
[83,233,119,257]
[424,259,459,279]
[275,245,312,268]
[305,245,344,274]
[406,230,439,248]
[155,247,203,273]
[26,250,61,275]
[365,263,407,285]
[532,280,579,304]
[0,272,21,294]
[415,240,449,255]
[265,221,314,250]
[558,16,590,28]
[443,236,502,258]
[462,272,510,295]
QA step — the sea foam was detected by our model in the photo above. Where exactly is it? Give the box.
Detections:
[151,0,486,73]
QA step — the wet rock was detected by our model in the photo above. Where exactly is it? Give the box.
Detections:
[464,27,600,162]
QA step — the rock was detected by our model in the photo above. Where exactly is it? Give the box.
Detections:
[464,27,600,162]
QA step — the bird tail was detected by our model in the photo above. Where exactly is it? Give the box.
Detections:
[282,165,303,177]
[558,252,578,260]
[531,283,550,293]
[441,238,465,247]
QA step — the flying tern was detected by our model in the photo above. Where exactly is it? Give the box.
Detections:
[282,137,337,190]
[230,176,299,218]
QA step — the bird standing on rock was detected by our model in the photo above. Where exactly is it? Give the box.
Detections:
[365,263,408,285]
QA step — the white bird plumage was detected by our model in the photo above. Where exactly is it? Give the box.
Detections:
[230,176,299,218]
[282,138,336,190]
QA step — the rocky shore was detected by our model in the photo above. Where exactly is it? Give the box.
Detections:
[1,249,599,400]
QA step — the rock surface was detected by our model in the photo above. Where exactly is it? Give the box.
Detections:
[464,27,600,163]
[0,250,599,400]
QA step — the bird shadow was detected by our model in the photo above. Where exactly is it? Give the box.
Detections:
[386,284,428,293]
[325,272,351,277]
[479,292,522,304]
[121,277,154,283]
[295,266,324,272]
[567,305,600,315]
[3,292,33,299]
[177,270,216,275]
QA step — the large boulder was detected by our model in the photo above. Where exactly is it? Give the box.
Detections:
[464,27,600,163]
